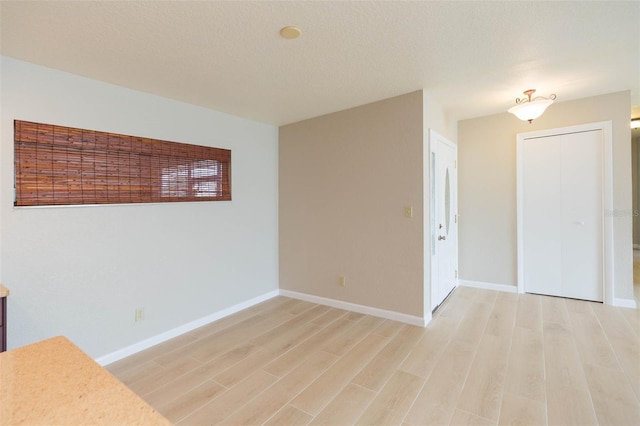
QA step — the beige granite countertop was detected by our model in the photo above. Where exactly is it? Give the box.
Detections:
[0,336,170,425]
[0,284,8,298]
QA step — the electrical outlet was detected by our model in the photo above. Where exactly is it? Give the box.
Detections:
[135,307,145,322]
[404,206,413,218]
[338,276,346,287]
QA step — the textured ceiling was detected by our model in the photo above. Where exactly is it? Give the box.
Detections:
[1,1,638,125]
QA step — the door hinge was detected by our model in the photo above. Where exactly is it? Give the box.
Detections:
[454,160,457,168]
[455,269,458,279]
[455,214,458,223]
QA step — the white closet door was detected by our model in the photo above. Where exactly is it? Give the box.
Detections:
[522,137,563,297]
[521,130,603,302]
[560,131,603,301]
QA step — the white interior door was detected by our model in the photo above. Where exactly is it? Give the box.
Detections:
[430,130,458,310]
[520,130,603,302]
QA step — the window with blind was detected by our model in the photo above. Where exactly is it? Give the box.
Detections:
[14,120,231,206]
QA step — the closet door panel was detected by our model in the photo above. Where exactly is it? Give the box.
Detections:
[560,131,603,301]
[522,137,563,297]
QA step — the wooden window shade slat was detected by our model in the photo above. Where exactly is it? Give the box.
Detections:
[14,120,231,206]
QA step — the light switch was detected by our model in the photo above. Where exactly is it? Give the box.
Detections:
[404,206,413,218]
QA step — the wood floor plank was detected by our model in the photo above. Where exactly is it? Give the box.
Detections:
[143,342,261,408]
[258,320,324,354]
[449,409,495,426]
[373,318,406,337]
[156,380,226,423]
[542,321,589,391]
[569,310,619,370]
[184,304,267,341]
[437,287,474,320]
[221,350,338,425]
[605,334,640,400]
[321,315,384,356]
[540,295,571,326]
[485,291,518,337]
[593,302,640,398]
[184,313,284,362]
[310,384,376,426]
[456,334,510,421]
[310,307,348,327]
[111,359,163,386]
[590,398,640,426]
[404,341,475,425]
[264,405,313,426]
[546,383,598,426]
[355,370,423,425]
[213,347,278,388]
[249,305,329,348]
[583,363,640,425]
[351,325,423,391]
[620,306,640,337]
[503,326,545,402]
[451,300,493,350]
[105,333,199,376]
[497,393,546,426]
[177,370,278,425]
[127,357,203,397]
[346,311,366,321]
[290,333,389,416]
[563,297,595,313]
[514,293,542,331]
[283,299,318,315]
[399,315,458,378]
[263,316,357,378]
[591,302,639,341]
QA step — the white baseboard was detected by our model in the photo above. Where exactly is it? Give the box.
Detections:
[95,289,279,366]
[460,280,638,309]
[459,280,518,293]
[279,289,430,327]
[613,297,638,309]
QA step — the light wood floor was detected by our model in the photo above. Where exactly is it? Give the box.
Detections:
[107,287,640,425]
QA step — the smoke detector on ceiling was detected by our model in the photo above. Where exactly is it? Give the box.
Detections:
[280,26,301,39]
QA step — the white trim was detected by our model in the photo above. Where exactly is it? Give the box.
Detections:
[613,298,638,309]
[279,289,430,327]
[96,290,279,366]
[459,280,517,293]
[516,121,614,305]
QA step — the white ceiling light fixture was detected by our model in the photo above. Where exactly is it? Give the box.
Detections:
[508,89,557,123]
[632,118,640,129]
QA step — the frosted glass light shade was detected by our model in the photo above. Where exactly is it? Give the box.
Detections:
[508,98,554,122]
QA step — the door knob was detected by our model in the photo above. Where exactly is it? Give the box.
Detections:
[438,235,446,241]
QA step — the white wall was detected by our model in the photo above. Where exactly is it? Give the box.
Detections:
[0,57,279,358]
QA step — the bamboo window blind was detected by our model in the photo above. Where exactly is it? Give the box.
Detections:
[14,120,231,206]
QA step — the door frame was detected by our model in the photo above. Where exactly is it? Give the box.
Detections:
[516,121,614,304]
[429,129,458,311]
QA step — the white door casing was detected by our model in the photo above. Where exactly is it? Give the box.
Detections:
[430,129,458,311]
[517,121,614,304]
